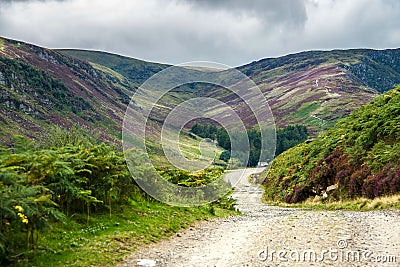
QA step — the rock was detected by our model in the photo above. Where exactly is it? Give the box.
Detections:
[177,233,182,237]
[137,259,156,266]
[326,184,338,192]
[0,71,6,86]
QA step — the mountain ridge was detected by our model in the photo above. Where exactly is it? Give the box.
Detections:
[1,36,400,146]
[244,47,400,92]
[63,47,400,133]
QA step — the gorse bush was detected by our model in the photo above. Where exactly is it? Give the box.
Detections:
[263,86,400,203]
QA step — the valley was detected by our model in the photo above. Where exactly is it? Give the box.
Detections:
[2,36,400,151]
[1,36,400,266]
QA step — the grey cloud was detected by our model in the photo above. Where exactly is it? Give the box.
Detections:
[0,0,65,8]
[181,0,307,27]
[0,0,399,66]
[0,0,65,2]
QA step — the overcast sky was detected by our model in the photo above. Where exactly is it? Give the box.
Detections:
[0,0,399,66]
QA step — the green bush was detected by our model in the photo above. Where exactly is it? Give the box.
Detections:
[0,137,139,263]
[219,150,231,162]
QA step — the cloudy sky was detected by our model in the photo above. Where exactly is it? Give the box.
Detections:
[0,0,399,66]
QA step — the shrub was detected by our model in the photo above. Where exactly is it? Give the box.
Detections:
[0,137,140,262]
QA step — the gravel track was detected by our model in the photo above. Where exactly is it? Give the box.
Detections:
[117,168,400,267]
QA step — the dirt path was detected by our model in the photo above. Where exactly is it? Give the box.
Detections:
[117,168,400,267]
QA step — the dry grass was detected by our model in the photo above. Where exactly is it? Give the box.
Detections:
[263,194,400,211]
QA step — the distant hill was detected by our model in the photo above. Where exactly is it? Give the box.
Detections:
[60,49,170,86]
[63,47,400,134]
[1,36,400,147]
[261,86,400,203]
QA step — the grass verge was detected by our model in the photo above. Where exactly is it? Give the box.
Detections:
[11,195,238,267]
[262,194,400,211]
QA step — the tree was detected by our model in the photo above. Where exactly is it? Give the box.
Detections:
[219,150,231,162]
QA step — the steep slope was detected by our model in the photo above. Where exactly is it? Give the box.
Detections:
[261,86,400,203]
[0,37,135,144]
[237,49,400,132]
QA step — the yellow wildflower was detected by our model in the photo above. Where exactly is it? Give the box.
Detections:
[17,212,29,224]
[13,205,24,212]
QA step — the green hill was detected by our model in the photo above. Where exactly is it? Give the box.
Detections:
[60,49,170,86]
[0,38,222,167]
[261,86,400,203]
[0,37,136,145]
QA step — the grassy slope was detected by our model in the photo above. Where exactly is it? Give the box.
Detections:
[0,38,224,170]
[148,132,226,168]
[261,86,400,204]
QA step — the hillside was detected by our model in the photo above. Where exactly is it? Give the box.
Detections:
[2,37,400,148]
[238,48,400,132]
[261,86,400,203]
[60,49,170,87]
[0,38,221,168]
[0,37,138,145]
[63,48,400,134]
